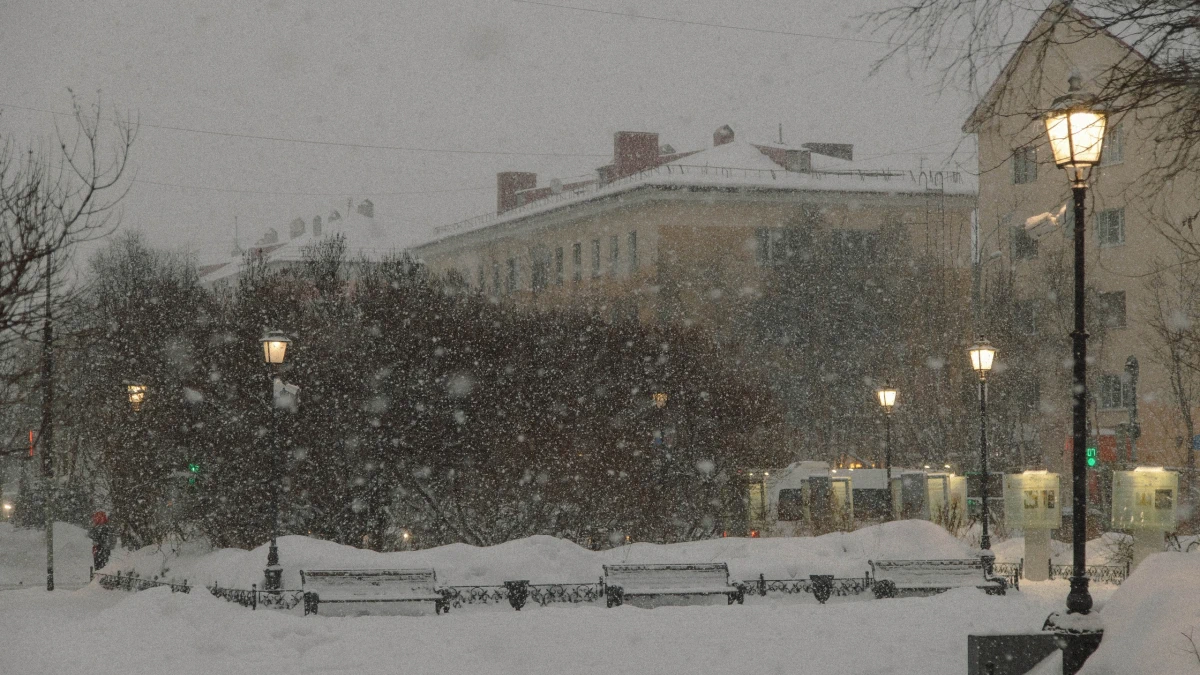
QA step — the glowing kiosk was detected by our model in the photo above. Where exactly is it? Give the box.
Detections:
[1003,471,1061,581]
[1112,467,1179,568]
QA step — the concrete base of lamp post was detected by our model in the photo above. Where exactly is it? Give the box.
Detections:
[264,565,282,592]
[1025,528,1051,581]
[1044,611,1104,675]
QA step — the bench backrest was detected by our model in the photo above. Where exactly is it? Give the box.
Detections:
[300,568,439,598]
[871,559,985,582]
[603,563,731,591]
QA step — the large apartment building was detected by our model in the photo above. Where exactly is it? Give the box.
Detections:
[412,125,977,336]
[965,2,1200,471]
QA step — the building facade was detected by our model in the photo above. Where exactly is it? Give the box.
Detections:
[965,3,1200,472]
[413,126,977,337]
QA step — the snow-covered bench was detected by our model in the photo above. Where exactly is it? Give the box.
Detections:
[300,568,448,616]
[869,559,1007,599]
[602,563,744,608]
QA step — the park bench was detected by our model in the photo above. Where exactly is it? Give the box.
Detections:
[300,568,448,616]
[869,559,1007,599]
[602,563,744,608]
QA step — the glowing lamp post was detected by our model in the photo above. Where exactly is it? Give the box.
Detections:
[1043,74,1107,675]
[968,338,996,571]
[260,330,292,592]
[876,382,898,518]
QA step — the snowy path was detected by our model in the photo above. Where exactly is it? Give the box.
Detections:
[1,582,1103,675]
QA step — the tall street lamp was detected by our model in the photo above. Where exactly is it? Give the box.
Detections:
[261,329,291,592]
[968,338,996,573]
[1043,73,1106,674]
[876,382,898,519]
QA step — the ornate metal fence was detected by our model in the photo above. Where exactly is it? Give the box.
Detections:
[991,561,1022,590]
[95,571,191,594]
[442,585,509,608]
[741,573,873,599]
[1048,562,1129,585]
[207,583,304,610]
[527,581,603,606]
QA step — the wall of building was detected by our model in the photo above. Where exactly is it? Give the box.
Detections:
[972,13,1200,470]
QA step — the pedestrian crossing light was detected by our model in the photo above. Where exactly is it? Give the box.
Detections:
[1086,446,1098,468]
[187,462,201,485]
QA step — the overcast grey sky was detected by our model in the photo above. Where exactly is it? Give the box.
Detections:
[0,0,979,262]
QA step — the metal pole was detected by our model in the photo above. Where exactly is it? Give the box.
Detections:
[1067,181,1093,616]
[979,375,993,574]
[40,252,54,592]
[264,370,282,592]
[885,412,892,520]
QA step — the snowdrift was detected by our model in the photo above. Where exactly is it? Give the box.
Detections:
[1079,552,1200,675]
[106,519,972,589]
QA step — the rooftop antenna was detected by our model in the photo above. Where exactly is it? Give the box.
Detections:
[779,123,784,145]
[231,215,243,257]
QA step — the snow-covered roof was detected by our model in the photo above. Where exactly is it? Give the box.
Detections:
[198,204,398,285]
[424,143,975,245]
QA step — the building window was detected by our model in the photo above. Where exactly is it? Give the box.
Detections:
[572,243,582,282]
[609,234,619,275]
[1098,373,1135,410]
[1102,123,1124,165]
[506,258,518,293]
[591,239,601,277]
[492,263,501,294]
[554,247,564,286]
[1097,208,1125,247]
[1098,290,1127,328]
[477,264,485,290]
[754,227,784,265]
[1012,146,1037,184]
[530,251,547,293]
[1011,225,1039,261]
[628,231,638,272]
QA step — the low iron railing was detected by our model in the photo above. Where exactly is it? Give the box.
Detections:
[991,561,1022,591]
[741,573,873,598]
[207,583,305,611]
[95,571,191,594]
[1048,562,1129,585]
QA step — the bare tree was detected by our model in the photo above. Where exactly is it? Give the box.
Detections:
[0,96,136,404]
[871,1,1200,185]
[1145,250,1200,515]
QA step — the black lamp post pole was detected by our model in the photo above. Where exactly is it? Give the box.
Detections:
[885,410,892,520]
[264,367,282,592]
[1067,180,1093,617]
[978,373,993,574]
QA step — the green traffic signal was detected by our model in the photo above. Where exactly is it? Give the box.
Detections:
[187,462,200,473]
[1086,447,1098,468]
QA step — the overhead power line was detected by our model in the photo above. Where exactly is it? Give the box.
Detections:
[0,102,611,158]
[509,0,902,48]
[132,178,495,197]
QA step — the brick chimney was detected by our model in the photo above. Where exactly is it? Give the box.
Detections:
[497,171,538,213]
[613,131,659,179]
[713,125,735,146]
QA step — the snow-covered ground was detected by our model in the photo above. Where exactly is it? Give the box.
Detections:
[1,521,1193,675]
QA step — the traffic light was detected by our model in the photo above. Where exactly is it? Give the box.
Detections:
[187,462,200,486]
[1086,442,1098,468]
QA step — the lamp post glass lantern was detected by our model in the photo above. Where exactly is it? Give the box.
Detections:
[1043,74,1106,675]
[126,384,146,412]
[968,338,996,569]
[876,382,897,517]
[261,330,291,366]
